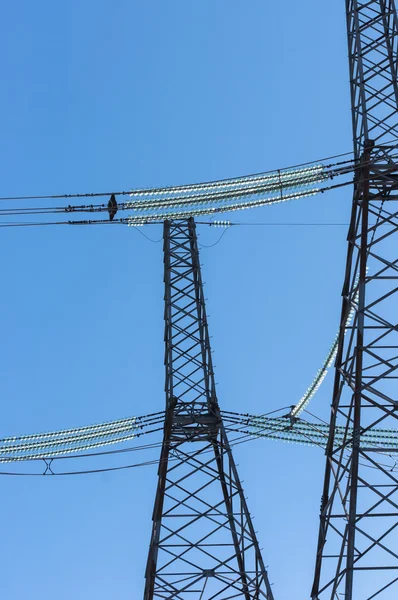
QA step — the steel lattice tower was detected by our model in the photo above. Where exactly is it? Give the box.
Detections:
[311,2,398,599]
[144,219,274,599]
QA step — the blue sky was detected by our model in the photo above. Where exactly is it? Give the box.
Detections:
[0,1,354,598]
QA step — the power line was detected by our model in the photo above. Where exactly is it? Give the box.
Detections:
[0,154,356,204]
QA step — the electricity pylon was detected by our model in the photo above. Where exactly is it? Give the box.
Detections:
[144,218,274,599]
[311,2,398,599]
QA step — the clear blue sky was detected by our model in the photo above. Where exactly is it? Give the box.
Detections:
[0,1,354,598]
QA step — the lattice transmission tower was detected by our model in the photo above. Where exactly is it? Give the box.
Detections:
[143,219,274,599]
[311,1,398,599]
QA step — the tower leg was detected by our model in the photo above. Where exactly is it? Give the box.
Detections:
[144,219,274,600]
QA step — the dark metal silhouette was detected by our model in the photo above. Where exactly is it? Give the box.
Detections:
[144,218,274,600]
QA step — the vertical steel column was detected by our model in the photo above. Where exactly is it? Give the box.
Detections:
[311,2,398,599]
[144,218,274,599]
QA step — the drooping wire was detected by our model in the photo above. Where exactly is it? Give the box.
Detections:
[198,226,231,248]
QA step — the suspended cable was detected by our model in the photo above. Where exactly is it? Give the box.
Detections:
[0,152,357,202]
[0,155,373,228]
[2,416,397,477]
[2,403,398,463]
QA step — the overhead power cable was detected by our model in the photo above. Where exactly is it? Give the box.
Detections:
[0,158,359,228]
[2,406,398,462]
[289,279,359,419]
[0,413,165,462]
[224,413,398,450]
[0,152,356,202]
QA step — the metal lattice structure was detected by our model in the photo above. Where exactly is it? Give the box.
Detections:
[144,219,274,599]
[311,2,398,599]
[1,2,397,597]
